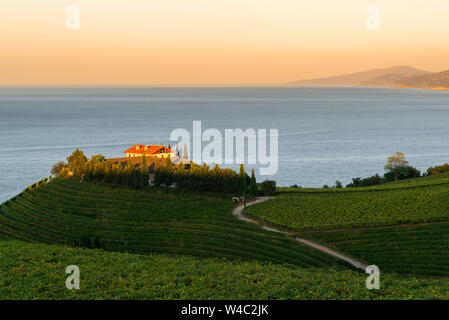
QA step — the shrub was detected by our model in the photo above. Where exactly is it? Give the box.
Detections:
[67,149,87,177]
[383,166,421,182]
[426,163,449,176]
[51,161,68,177]
[261,180,276,196]
[249,169,258,196]
[346,174,383,188]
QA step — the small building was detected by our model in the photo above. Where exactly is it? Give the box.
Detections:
[124,144,173,159]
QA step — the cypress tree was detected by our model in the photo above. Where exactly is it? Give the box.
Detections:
[154,160,163,187]
[104,162,113,183]
[175,162,186,188]
[132,169,141,188]
[249,168,258,196]
[112,163,121,184]
[141,155,149,186]
[125,159,134,187]
[164,156,174,186]
[239,164,247,196]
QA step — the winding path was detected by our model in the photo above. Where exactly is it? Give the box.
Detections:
[233,197,368,271]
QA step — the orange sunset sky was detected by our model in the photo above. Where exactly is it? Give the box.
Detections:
[1,0,449,85]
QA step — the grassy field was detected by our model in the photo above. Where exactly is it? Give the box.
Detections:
[0,178,347,269]
[1,240,449,300]
[246,179,449,231]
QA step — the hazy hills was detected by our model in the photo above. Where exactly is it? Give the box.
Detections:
[392,69,449,90]
[286,66,449,91]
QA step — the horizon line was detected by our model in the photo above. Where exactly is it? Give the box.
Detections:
[1,65,446,88]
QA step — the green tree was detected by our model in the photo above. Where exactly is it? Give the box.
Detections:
[112,163,121,184]
[384,166,420,182]
[153,160,164,187]
[384,152,409,181]
[66,149,87,177]
[90,154,105,163]
[260,180,276,196]
[174,162,186,188]
[239,164,247,195]
[104,162,113,183]
[124,159,135,187]
[141,155,149,186]
[164,156,174,186]
[249,169,258,196]
[210,164,222,193]
[51,161,67,177]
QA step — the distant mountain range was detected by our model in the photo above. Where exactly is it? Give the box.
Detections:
[286,66,449,91]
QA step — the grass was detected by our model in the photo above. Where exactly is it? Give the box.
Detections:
[0,178,347,269]
[245,181,449,231]
[1,240,449,300]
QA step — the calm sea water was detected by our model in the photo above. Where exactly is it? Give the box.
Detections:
[1,86,448,203]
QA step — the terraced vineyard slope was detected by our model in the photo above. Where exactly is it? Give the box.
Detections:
[0,179,346,269]
[245,174,449,277]
[303,223,449,277]
[2,240,449,299]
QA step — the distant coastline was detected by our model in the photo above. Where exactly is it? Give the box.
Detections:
[287,66,449,92]
[390,84,449,92]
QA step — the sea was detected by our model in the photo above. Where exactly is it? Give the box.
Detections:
[1,86,448,203]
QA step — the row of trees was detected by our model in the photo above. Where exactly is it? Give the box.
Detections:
[346,152,421,188]
[52,149,263,196]
[83,156,150,188]
[51,149,150,188]
[154,160,259,195]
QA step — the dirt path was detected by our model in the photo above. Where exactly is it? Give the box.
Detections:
[233,197,368,271]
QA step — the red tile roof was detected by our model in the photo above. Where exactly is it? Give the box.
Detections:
[124,144,173,155]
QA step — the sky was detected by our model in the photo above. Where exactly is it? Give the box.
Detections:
[1,0,449,85]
